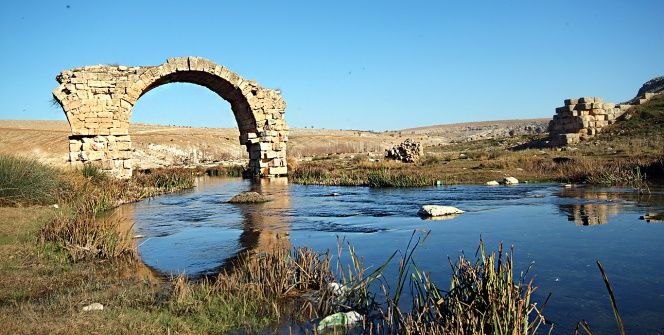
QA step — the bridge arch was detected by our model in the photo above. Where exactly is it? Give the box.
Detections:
[52,57,288,178]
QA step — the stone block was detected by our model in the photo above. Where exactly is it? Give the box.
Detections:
[268,166,288,176]
[101,159,114,170]
[645,92,655,99]
[69,142,82,151]
[115,142,132,151]
[86,150,105,161]
[564,98,579,106]
[263,151,278,159]
[579,97,595,103]
[69,151,80,162]
[259,142,272,151]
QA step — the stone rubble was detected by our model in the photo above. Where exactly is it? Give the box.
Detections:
[385,139,422,163]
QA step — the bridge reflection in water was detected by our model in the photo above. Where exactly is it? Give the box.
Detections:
[105,176,293,278]
[226,177,292,270]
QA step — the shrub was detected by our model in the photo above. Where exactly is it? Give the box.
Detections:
[0,155,64,206]
[367,169,432,187]
[40,213,136,261]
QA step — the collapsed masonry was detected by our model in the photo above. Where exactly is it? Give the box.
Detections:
[53,57,288,178]
[548,92,660,146]
[385,139,423,163]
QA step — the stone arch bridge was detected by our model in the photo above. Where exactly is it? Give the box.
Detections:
[52,57,288,178]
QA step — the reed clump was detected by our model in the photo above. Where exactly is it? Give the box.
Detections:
[290,164,436,187]
[367,169,433,187]
[201,164,245,177]
[0,155,66,206]
[318,234,548,335]
[167,247,334,333]
[133,167,195,193]
[39,214,136,261]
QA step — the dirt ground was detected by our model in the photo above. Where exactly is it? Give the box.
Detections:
[0,118,549,169]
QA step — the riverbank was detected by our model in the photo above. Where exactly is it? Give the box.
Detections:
[290,94,664,188]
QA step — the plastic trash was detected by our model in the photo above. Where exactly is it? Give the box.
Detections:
[317,311,363,331]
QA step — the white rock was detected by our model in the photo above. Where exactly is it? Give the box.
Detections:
[486,180,499,186]
[418,205,464,217]
[82,303,104,312]
[327,282,349,296]
[503,177,519,185]
[52,204,59,209]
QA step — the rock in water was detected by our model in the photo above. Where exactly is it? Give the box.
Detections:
[228,192,270,203]
[82,303,104,312]
[486,180,499,186]
[418,205,464,217]
[503,177,519,185]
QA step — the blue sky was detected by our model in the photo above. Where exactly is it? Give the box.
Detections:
[0,0,662,130]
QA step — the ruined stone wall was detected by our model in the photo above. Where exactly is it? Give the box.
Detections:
[53,57,288,178]
[548,92,660,146]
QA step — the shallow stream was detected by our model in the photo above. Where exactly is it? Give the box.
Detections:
[105,177,664,334]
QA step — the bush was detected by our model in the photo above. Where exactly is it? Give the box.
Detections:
[0,155,65,206]
[134,168,195,191]
[367,169,432,187]
[40,213,136,261]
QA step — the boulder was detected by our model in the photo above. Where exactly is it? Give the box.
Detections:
[503,177,519,185]
[228,192,270,203]
[418,205,464,217]
[486,180,499,186]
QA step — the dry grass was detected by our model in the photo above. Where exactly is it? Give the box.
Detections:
[39,214,136,261]
[291,131,664,187]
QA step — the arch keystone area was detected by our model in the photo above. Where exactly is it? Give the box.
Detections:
[52,57,288,178]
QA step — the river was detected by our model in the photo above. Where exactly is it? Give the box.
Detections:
[104,176,664,334]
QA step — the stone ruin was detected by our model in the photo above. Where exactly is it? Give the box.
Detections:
[548,91,661,146]
[548,97,630,146]
[52,57,288,178]
[385,139,423,163]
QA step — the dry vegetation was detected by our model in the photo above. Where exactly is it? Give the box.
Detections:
[291,95,664,188]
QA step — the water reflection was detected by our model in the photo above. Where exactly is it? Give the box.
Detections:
[225,177,292,270]
[556,188,624,225]
[556,186,664,225]
[102,176,293,278]
[100,205,162,281]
